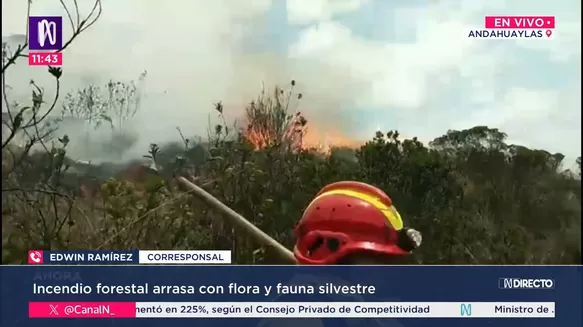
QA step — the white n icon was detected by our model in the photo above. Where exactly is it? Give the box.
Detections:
[460,303,472,317]
[37,19,57,47]
[503,278,513,288]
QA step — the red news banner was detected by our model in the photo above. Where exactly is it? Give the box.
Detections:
[484,16,555,38]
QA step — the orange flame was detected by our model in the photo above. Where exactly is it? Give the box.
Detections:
[243,114,362,154]
[301,126,363,153]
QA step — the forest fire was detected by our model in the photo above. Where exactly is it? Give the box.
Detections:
[242,115,362,154]
[301,126,363,153]
[238,83,363,154]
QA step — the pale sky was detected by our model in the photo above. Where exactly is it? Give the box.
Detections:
[2,0,581,163]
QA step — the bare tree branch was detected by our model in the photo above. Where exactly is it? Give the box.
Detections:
[1,0,102,74]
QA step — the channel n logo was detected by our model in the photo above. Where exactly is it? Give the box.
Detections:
[28,16,63,50]
[460,303,472,317]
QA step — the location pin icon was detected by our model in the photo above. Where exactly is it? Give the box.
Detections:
[546,30,552,38]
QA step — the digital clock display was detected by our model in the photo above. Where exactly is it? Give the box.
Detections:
[28,52,63,66]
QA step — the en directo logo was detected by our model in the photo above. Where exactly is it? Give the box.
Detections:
[28,250,44,264]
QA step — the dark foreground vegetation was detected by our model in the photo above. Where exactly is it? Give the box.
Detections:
[2,1,581,264]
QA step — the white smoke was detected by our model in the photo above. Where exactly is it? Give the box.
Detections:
[2,0,367,161]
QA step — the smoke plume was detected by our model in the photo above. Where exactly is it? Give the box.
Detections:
[2,0,367,161]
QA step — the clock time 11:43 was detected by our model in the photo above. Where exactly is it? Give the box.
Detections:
[29,52,63,66]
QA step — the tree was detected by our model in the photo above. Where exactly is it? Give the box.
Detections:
[2,0,102,260]
[2,0,102,158]
[2,0,102,74]
[60,72,147,159]
[243,80,306,151]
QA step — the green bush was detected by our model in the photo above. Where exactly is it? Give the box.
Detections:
[2,80,580,265]
[4,2,578,265]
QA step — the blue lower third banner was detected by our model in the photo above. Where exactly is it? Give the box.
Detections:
[0,265,581,327]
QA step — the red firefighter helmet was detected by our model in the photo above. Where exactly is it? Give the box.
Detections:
[294,181,419,264]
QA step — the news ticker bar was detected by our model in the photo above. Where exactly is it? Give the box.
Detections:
[28,250,232,265]
[30,302,555,319]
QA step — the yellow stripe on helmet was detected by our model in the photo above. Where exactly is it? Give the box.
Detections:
[309,189,404,230]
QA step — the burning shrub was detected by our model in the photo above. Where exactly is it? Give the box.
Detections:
[242,81,306,152]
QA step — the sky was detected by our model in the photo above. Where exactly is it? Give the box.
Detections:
[2,0,581,163]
